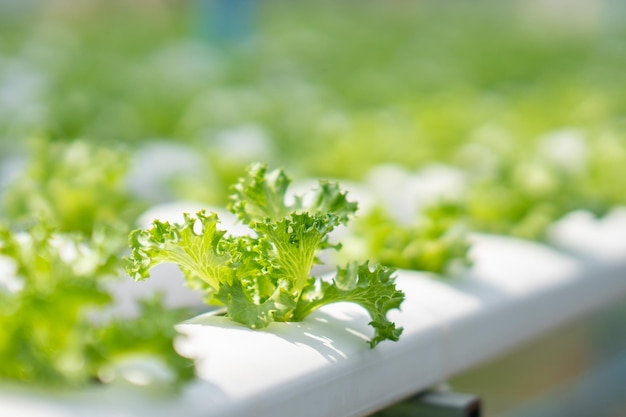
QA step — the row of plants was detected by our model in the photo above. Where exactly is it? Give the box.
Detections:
[0,0,625,394]
[1,135,624,389]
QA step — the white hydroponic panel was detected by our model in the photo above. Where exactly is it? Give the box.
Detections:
[1,211,626,417]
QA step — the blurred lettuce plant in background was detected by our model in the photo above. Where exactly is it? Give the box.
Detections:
[2,139,145,236]
[0,220,194,387]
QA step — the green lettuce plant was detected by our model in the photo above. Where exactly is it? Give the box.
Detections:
[0,220,193,387]
[126,163,404,348]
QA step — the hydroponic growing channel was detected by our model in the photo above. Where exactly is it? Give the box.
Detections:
[2,207,626,417]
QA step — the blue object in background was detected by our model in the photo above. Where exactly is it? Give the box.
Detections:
[192,0,257,44]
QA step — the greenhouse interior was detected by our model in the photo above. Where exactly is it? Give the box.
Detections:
[1,0,626,416]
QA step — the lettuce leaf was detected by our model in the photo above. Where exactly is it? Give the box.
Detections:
[0,220,193,387]
[126,163,404,347]
[2,139,144,236]
[349,202,471,274]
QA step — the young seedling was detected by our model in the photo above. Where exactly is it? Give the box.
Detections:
[126,163,404,347]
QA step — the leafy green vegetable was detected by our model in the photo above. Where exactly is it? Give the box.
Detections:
[126,163,404,347]
[2,139,145,236]
[0,220,193,388]
[461,141,592,240]
[86,295,195,387]
[347,202,471,275]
